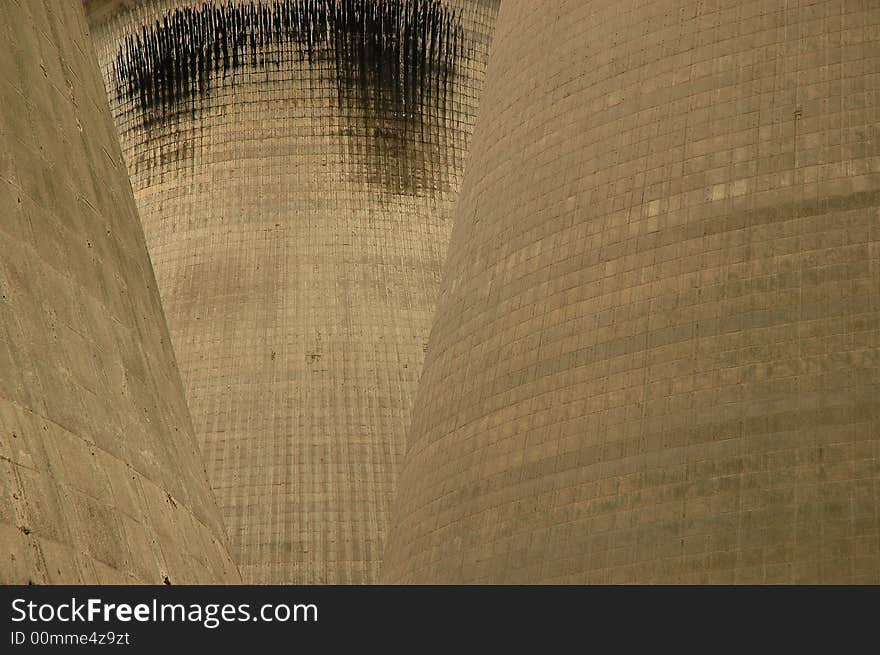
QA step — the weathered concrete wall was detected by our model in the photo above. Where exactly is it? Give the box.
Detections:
[0,0,239,584]
[87,0,499,583]
[382,0,880,583]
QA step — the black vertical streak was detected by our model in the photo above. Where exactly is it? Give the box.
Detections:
[113,0,464,196]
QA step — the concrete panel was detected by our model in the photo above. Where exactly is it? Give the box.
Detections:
[382,0,880,583]
[87,0,499,583]
[0,0,238,583]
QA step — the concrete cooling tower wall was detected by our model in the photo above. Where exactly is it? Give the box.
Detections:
[382,0,880,583]
[0,0,239,583]
[86,0,499,583]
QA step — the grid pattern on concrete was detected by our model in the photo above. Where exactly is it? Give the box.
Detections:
[88,0,499,583]
[382,0,880,583]
[0,0,238,584]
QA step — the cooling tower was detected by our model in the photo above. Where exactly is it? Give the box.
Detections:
[86,0,499,583]
[382,0,880,583]
[0,0,238,583]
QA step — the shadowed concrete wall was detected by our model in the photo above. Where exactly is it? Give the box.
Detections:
[87,0,499,583]
[0,0,239,583]
[382,0,880,583]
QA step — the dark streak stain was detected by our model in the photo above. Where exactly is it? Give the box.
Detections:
[111,0,465,196]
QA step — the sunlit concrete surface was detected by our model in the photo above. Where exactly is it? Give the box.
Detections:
[0,0,239,584]
[383,0,880,583]
[86,0,500,583]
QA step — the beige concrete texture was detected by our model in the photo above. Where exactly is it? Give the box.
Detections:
[0,0,239,583]
[382,0,880,583]
[87,0,499,583]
